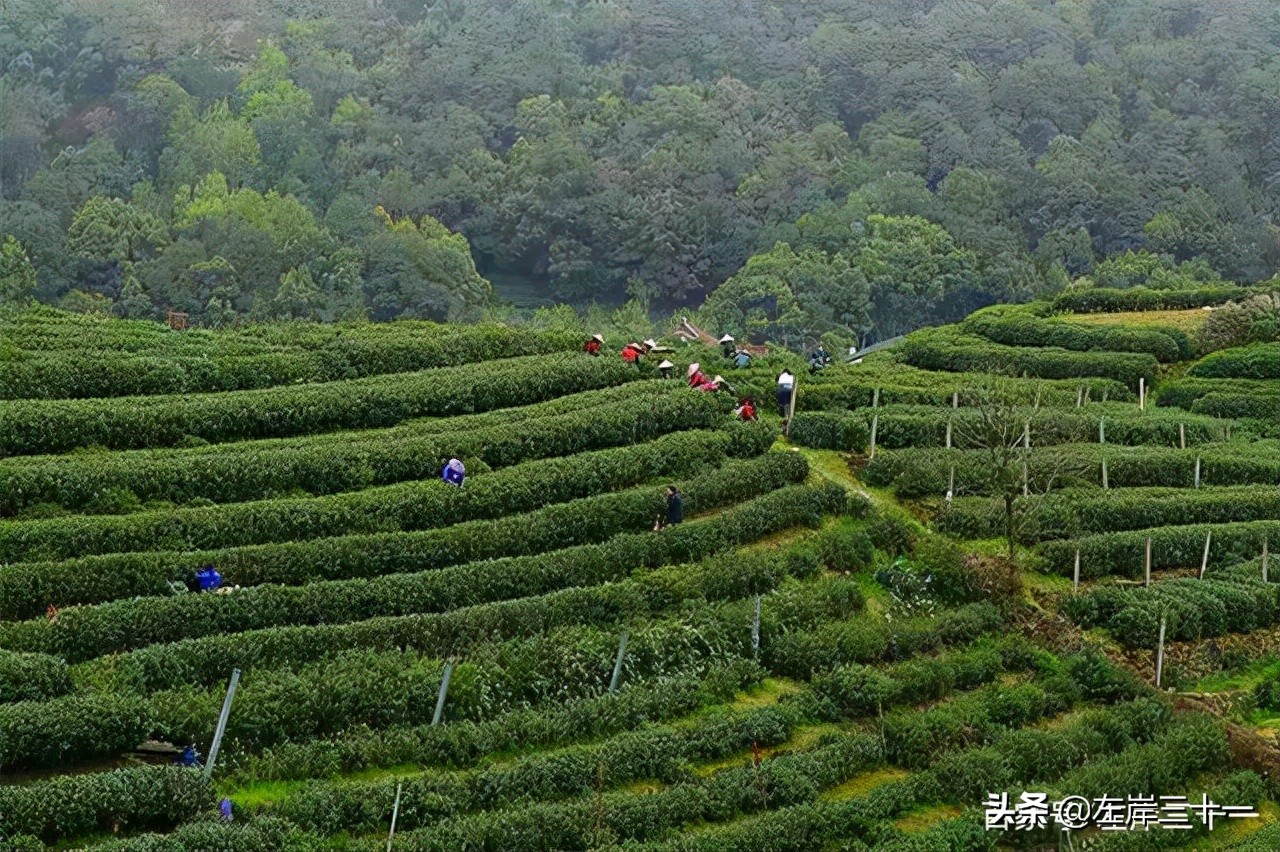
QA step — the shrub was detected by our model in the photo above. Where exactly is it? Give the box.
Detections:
[1189,342,1280,380]
[1039,520,1280,581]
[0,766,213,844]
[787,411,870,451]
[0,383,726,511]
[964,306,1186,362]
[0,353,642,455]
[0,693,150,770]
[817,520,875,572]
[1066,577,1280,647]
[1053,284,1277,314]
[0,649,71,703]
[1199,294,1280,353]
[0,453,811,619]
[1191,390,1280,421]
[899,326,1158,388]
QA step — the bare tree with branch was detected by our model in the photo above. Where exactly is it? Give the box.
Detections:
[951,374,1085,559]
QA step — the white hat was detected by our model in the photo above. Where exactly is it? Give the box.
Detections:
[687,362,700,377]
[658,359,674,369]
[719,334,735,343]
[712,375,724,384]
[643,338,658,349]
[591,333,604,342]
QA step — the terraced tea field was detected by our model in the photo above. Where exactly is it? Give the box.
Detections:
[1,297,1277,850]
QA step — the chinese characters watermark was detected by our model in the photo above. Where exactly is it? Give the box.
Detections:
[985,793,1258,832]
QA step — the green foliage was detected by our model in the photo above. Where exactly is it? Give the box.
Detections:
[1199,294,1280,352]
[1189,343,1280,380]
[0,649,71,703]
[0,235,38,309]
[0,693,150,770]
[899,326,1158,388]
[963,304,1189,362]
[1053,284,1277,314]
[0,766,212,844]
[1039,520,1280,581]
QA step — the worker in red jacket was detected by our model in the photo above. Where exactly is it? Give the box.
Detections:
[584,334,603,356]
[686,363,721,392]
[621,342,644,364]
[735,398,757,421]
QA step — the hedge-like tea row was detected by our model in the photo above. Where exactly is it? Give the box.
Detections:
[229,661,767,784]
[834,404,1224,453]
[0,382,715,512]
[266,703,802,835]
[899,327,1158,387]
[809,637,1031,720]
[1052,284,1276,313]
[764,601,1004,679]
[787,411,871,451]
[0,424,769,562]
[1064,576,1280,647]
[1191,390,1280,421]
[348,733,883,850]
[140,580,860,753]
[633,694,1167,852]
[0,648,70,703]
[863,444,1280,498]
[0,353,643,454]
[23,489,835,666]
[0,324,578,400]
[797,374,1133,412]
[1038,520,1280,580]
[0,452,810,619]
[0,692,150,770]
[0,766,213,844]
[936,486,1280,542]
[1188,343,1280,380]
[964,307,1189,362]
[1155,377,1275,411]
[883,677,1074,768]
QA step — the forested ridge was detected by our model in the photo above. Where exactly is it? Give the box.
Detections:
[1,0,1278,343]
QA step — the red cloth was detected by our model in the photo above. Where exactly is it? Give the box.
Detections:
[621,345,641,363]
[584,340,601,355]
[687,370,708,388]
[737,401,756,420]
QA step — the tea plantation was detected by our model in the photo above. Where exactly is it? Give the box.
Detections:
[1,296,1278,850]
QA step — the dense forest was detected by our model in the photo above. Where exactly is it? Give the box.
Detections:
[1,0,1278,344]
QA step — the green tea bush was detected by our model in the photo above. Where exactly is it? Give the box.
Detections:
[0,453,811,619]
[936,486,1280,542]
[0,648,71,702]
[787,411,870,451]
[1064,577,1279,647]
[0,766,213,844]
[899,327,1158,387]
[1189,342,1280,380]
[1052,284,1275,314]
[0,384,723,511]
[1156,377,1274,411]
[0,693,150,770]
[0,353,641,454]
[1190,390,1280,421]
[1039,520,1280,580]
[0,425,767,562]
[964,306,1187,361]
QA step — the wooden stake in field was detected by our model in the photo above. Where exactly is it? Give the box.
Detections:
[1073,547,1081,593]
[1101,457,1109,490]
[946,465,955,503]
[945,417,952,449]
[205,668,240,779]
[1179,423,1186,450]
[432,661,454,726]
[609,630,630,692]
[872,387,880,409]
[1139,377,1145,411]
[752,595,762,658]
[1194,456,1201,489]
[1263,537,1270,584]
[1098,417,1105,444]
[1200,530,1212,579]
[1155,613,1167,688]
[951,391,958,409]
[784,378,799,437]
[387,781,403,852]
[1076,386,1083,408]
[869,414,878,460]
[1022,460,1029,497]
[1144,536,1152,587]
[1023,420,1031,449]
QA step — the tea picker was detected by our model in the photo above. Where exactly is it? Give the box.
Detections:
[776,370,795,417]
[658,359,675,379]
[583,333,604,356]
[442,458,465,487]
[719,334,736,359]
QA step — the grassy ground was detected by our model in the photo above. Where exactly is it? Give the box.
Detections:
[1062,308,1210,334]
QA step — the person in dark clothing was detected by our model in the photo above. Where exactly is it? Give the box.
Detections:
[808,345,831,375]
[656,485,683,530]
[719,334,735,359]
